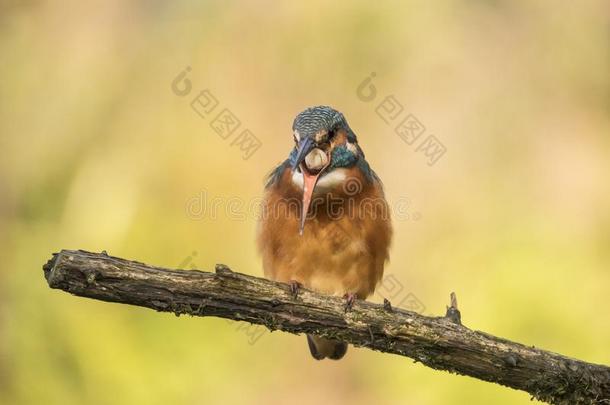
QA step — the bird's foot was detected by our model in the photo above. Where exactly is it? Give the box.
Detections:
[343,293,356,312]
[288,280,302,299]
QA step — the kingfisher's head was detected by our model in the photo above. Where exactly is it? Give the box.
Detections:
[289,106,362,234]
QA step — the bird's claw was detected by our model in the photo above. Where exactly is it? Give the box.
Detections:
[343,293,356,312]
[289,280,302,299]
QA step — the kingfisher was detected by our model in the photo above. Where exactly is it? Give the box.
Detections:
[257,106,392,360]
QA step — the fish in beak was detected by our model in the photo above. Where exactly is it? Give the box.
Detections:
[291,137,330,235]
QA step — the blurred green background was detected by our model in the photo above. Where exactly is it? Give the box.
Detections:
[1,1,609,404]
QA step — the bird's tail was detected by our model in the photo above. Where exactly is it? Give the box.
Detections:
[306,334,348,360]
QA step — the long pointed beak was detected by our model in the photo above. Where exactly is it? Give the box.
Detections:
[291,137,314,172]
[295,149,330,236]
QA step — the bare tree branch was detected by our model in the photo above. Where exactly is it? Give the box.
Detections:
[43,250,609,404]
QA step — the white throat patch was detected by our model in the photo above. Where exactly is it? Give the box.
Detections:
[291,168,349,194]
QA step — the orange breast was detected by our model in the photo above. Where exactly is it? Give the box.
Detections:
[257,166,392,299]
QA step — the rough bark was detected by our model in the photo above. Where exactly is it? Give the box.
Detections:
[43,250,610,404]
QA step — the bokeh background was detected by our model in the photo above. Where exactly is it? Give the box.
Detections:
[1,1,609,404]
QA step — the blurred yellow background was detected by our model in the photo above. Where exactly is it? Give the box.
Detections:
[1,1,609,404]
